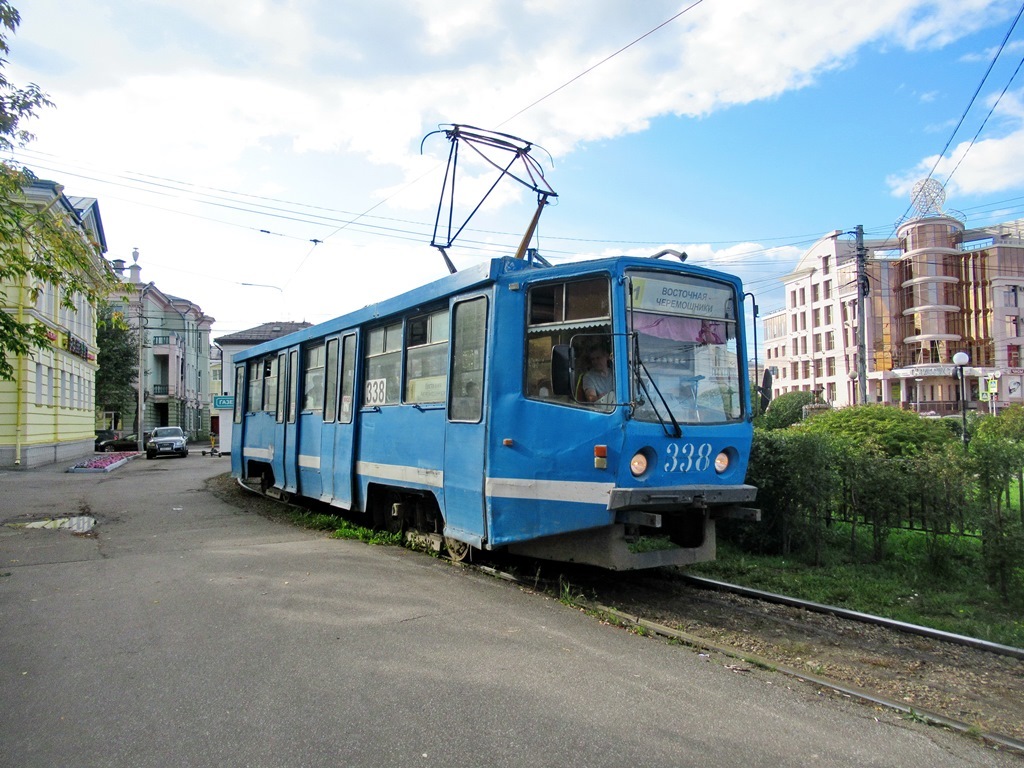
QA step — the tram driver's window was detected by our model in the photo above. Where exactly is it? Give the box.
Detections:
[525,277,611,406]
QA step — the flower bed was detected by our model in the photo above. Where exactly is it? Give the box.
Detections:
[67,451,139,473]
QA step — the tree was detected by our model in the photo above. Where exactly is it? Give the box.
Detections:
[0,1,119,380]
[95,305,137,430]
[756,390,819,430]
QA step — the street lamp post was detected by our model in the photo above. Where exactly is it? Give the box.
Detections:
[953,351,970,448]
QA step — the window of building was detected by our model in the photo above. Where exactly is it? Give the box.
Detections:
[799,313,806,331]
[826,357,836,376]
[405,308,449,404]
[823,280,831,298]
[790,289,797,308]
[799,287,806,305]
[1009,344,1021,368]
[822,256,831,275]
[824,305,833,324]
[813,334,822,353]
[1006,316,1020,338]
[813,308,821,328]
[812,284,820,302]
[802,360,810,378]
[814,359,823,377]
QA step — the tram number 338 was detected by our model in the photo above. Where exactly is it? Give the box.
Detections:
[664,442,714,473]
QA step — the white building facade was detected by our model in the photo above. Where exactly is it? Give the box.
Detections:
[763,213,1024,413]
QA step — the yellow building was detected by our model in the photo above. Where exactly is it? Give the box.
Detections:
[0,180,108,468]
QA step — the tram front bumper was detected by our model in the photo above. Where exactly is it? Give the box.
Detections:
[609,484,760,523]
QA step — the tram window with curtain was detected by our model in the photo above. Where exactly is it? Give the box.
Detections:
[525,277,611,406]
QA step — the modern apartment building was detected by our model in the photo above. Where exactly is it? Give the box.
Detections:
[763,207,1024,414]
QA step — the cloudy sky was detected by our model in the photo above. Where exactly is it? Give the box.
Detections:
[6,0,1024,339]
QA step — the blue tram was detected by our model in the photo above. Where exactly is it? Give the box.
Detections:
[230,253,758,569]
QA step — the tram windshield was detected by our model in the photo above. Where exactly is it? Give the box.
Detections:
[627,271,743,425]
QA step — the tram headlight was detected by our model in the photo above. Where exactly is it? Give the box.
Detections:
[629,451,649,477]
[714,451,730,474]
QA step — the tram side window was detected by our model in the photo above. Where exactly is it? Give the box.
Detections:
[275,353,286,422]
[364,322,402,406]
[233,366,245,423]
[405,308,449,404]
[247,361,262,412]
[449,297,487,422]
[261,356,277,412]
[525,277,612,406]
[323,338,339,422]
[303,342,326,411]
[339,334,356,423]
[287,350,298,423]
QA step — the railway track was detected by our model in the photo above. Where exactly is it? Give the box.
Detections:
[480,561,1024,754]
[228,476,1024,753]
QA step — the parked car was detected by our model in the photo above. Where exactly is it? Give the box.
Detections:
[146,426,189,459]
[94,430,117,452]
[99,433,147,452]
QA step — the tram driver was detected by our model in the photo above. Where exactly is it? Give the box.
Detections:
[581,340,614,404]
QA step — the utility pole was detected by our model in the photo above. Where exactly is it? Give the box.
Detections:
[856,225,868,406]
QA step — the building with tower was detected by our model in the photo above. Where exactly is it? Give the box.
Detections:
[762,180,1024,414]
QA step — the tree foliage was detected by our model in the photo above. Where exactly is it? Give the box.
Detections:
[796,403,952,457]
[757,390,819,430]
[0,1,119,380]
[731,404,1024,604]
[95,305,137,428]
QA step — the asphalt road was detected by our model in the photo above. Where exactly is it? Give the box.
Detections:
[0,454,1016,768]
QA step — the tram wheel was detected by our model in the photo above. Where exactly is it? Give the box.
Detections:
[445,537,471,562]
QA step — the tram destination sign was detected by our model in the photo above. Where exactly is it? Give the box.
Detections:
[630,276,732,320]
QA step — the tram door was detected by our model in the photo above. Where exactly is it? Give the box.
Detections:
[329,333,358,508]
[277,347,300,494]
[442,297,489,543]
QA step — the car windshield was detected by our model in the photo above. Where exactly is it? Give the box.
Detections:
[153,428,183,438]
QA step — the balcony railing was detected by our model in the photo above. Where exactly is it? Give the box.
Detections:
[152,384,169,395]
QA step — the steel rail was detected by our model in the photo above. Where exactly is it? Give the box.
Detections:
[224,487,1024,754]
[678,574,1024,661]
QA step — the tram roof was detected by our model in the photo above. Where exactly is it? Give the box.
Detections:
[232,254,743,363]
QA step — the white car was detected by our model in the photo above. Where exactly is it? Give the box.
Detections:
[146,427,189,459]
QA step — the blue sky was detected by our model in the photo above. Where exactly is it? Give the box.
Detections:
[6,0,1024,337]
